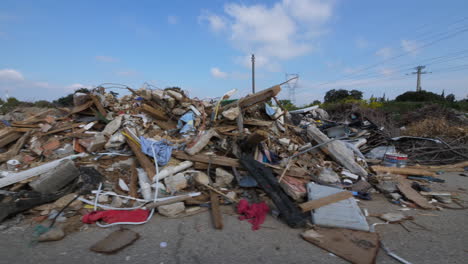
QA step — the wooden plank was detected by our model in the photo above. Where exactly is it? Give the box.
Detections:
[141,104,168,121]
[221,85,281,111]
[299,191,353,212]
[125,137,156,181]
[243,119,273,127]
[172,150,240,167]
[371,165,437,177]
[302,227,379,264]
[45,123,82,135]
[0,131,30,163]
[90,94,107,117]
[397,178,435,209]
[210,190,223,230]
[12,128,32,133]
[129,162,138,199]
[11,124,40,128]
[0,131,22,148]
[69,100,94,115]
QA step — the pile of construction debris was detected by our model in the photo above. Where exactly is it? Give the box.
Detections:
[0,84,466,262]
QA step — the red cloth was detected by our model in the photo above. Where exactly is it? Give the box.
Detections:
[82,209,150,224]
[237,199,269,230]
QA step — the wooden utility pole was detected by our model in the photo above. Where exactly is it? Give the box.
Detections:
[251,54,255,93]
[411,65,429,91]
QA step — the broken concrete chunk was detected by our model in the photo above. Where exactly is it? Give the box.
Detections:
[193,171,210,185]
[110,196,123,208]
[278,138,291,146]
[29,159,80,193]
[185,129,217,155]
[105,133,125,149]
[90,228,140,254]
[102,115,122,136]
[53,193,82,210]
[222,107,240,121]
[38,226,66,242]
[307,125,368,177]
[165,90,184,101]
[164,173,188,193]
[158,202,185,217]
[154,161,193,182]
[172,108,186,116]
[317,168,340,184]
[215,168,234,187]
[87,133,107,152]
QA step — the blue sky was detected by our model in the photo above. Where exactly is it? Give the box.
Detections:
[1,0,467,105]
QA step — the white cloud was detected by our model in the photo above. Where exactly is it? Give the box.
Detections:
[401,39,420,55]
[211,67,228,79]
[202,0,335,71]
[375,47,393,59]
[199,14,227,32]
[168,15,178,25]
[282,0,333,23]
[95,55,119,63]
[0,69,24,81]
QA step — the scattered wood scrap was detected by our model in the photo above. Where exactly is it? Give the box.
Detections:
[371,165,437,177]
[210,190,223,230]
[299,191,353,212]
[397,178,436,209]
[301,227,380,264]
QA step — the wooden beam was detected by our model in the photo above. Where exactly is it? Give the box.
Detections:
[129,162,139,199]
[172,150,240,167]
[90,94,107,117]
[141,104,169,121]
[243,119,273,127]
[397,178,435,209]
[210,190,223,230]
[299,191,353,212]
[371,165,437,177]
[125,137,156,181]
[45,123,82,135]
[0,131,22,148]
[221,85,281,111]
[69,100,94,115]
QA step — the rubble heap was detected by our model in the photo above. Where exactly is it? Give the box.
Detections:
[0,83,466,262]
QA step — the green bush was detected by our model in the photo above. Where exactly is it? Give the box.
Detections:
[395,90,445,102]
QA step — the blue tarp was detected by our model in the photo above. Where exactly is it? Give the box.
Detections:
[139,137,173,166]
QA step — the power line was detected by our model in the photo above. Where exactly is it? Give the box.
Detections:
[310,27,468,88]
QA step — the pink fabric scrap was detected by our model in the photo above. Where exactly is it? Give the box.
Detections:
[82,209,150,224]
[237,199,270,230]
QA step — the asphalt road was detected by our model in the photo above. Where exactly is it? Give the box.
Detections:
[1,172,467,264]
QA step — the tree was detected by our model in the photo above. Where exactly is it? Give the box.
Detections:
[446,94,455,103]
[312,100,321,105]
[324,89,363,103]
[395,91,445,102]
[349,90,363,100]
[278,99,298,110]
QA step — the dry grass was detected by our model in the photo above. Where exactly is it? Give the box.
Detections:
[403,118,468,140]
